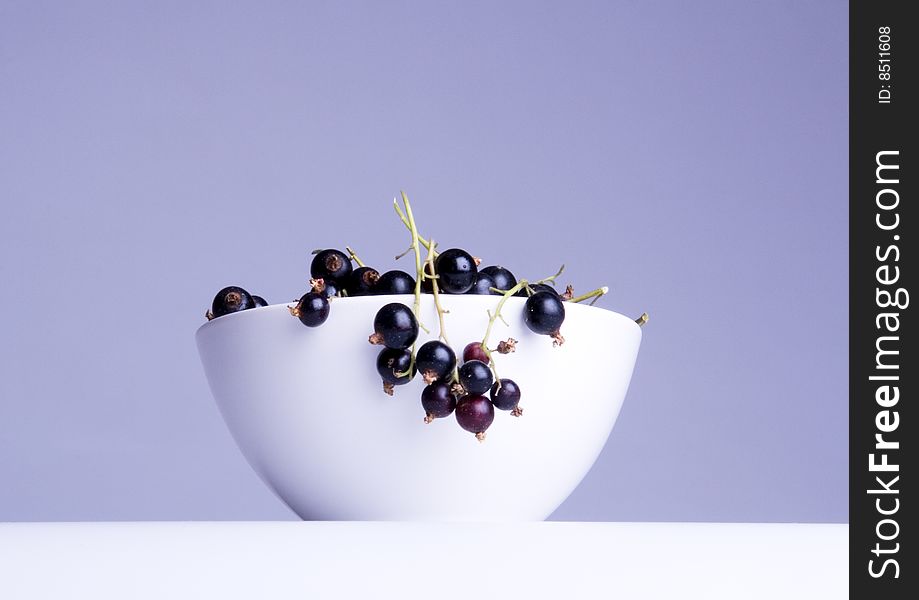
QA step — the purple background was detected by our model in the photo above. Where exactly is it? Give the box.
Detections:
[0,1,847,522]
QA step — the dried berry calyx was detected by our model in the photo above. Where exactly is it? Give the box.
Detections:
[496,338,518,354]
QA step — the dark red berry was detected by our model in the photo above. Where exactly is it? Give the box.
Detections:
[455,394,495,438]
[462,342,489,364]
[251,295,268,307]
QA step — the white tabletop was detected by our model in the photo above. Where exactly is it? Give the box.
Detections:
[0,521,846,599]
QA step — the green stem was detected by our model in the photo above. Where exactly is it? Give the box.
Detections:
[535,264,565,285]
[567,286,608,304]
[394,199,436,254]
[480,280,528,383]
[345,246,365,268]
[425,239,450,346]
[400,192,430,334]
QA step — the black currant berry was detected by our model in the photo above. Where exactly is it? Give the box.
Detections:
[311,278,339,299]
[311,249,353,285]
[210,286,255,319]
[376,347,415,385]
[458,359,494,395]
[467,272,496,295]
[455,394,495,440]
[370,302,419,349]
[481,266,517,293]
[251,295,268,307]
[490,379,521,412]
[528,283,559,296]
[421,381,456,422]
[348,266,380,296]
[374,270,416,295]
[517,283,559,297]
[462,342,489,364]
[524,290,566,335]
[434,248,477,294]
[415,340,456,383]
[292,292,330,327]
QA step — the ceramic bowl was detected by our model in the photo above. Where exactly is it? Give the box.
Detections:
[196,294,641,521]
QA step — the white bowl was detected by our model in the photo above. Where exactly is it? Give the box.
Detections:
[196,294,642,521]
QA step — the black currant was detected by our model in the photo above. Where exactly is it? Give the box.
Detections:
[311,278,339,299]
[490,379,521,412]
[462,342,489,364]
[310,249,353,285]
[415,340,456,384]
[348,266,380,296]
[466,272,496,295]
[434,248,477,294]
[458,359,493,395]
[376,347,415,385]
[292,291,330,327]
[421,381,456,422]
[516,282,558,297]
[481,266,517,293]
[524,291,566,335]
[455,394,495,440]
[210,286,255,319]
[370,302,418,349]
[251,295,268,307]
[374,270,416,295]
[528,283,559,296]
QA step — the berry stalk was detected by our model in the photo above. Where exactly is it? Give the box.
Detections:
[424,239,451,347]
[345,246,366,268]
[398,192,430,334]
[535,264,565,285]
[480,280,528,384]
[393,198,436,254]
[392,192,429,379]
[567,286,609,305]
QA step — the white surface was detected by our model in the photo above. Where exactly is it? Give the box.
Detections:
[196,295,642,520]
[0,522,846,599]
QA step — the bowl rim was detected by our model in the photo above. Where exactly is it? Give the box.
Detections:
[196,293,643,336]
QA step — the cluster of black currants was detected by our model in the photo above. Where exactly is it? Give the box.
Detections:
[206,247,569,346]
[204,248,414,325]
[291,248,423,327]
[429,250,569,345]
[369,301,523,441]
